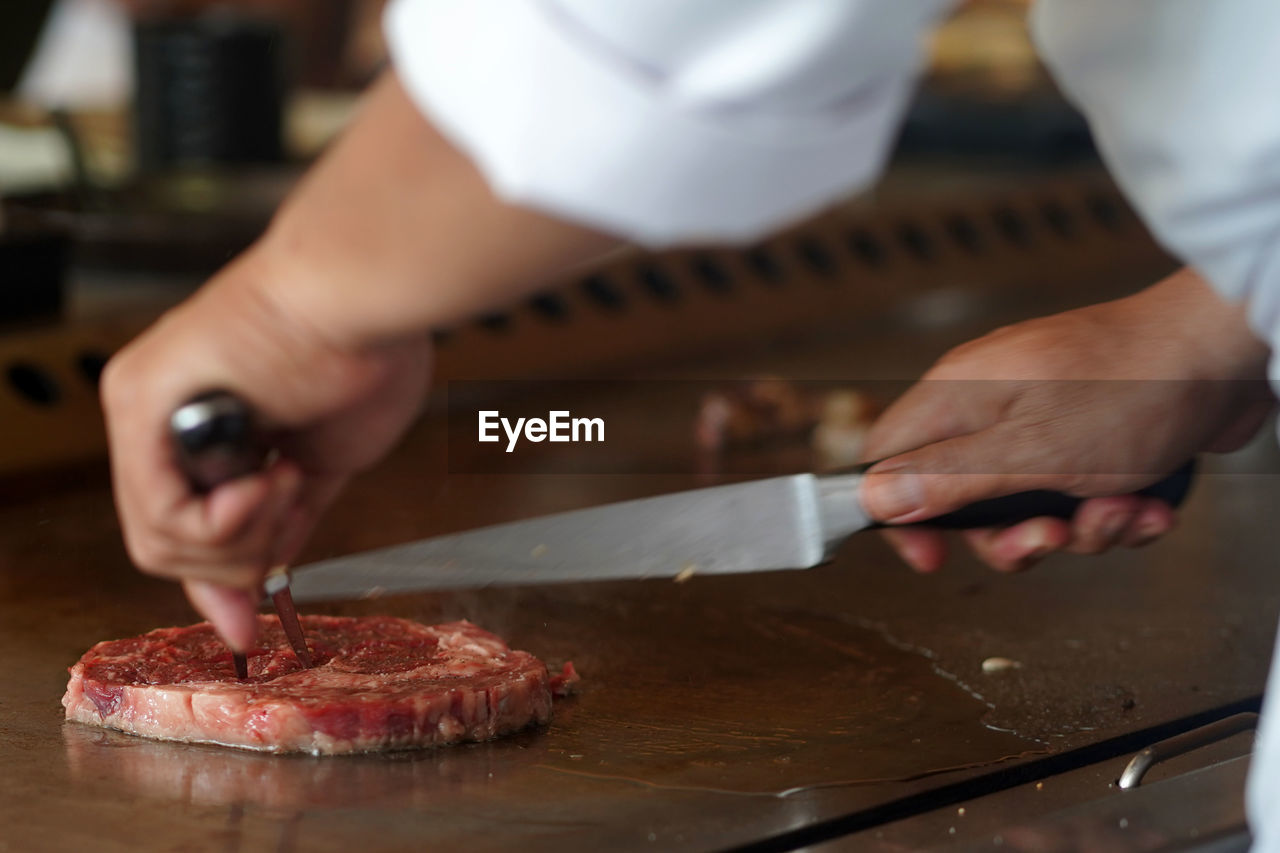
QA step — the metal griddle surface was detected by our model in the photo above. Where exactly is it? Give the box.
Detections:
[3,292,1279,852]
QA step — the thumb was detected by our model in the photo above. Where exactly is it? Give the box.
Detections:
[184,579,259,652]
[860,430,1068,524]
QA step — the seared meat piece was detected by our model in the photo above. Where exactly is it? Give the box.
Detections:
[64,615,571,755]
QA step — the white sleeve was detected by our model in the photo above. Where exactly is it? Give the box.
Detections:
[1033,3,1280,840]
[1032,0,1280,357]
[384,0,952,246]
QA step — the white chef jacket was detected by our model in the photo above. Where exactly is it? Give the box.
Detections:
[386,0,954,245]
[386,0,1280,842]
[1032,2,1280,846]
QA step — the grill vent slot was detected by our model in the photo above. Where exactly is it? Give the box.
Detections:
[637,263,681,303]
[992,206,1032,247]
[426,177,1164,384]
[476,312,512,333]
[7,363,60,406]
[744,245,786,285]
[452,181,1151,338]
[897,222,937,262]
[689,253,733,295]
[796,237,838,277]
[1040,201,1076,239]
[944,213,984,254]
[846,229,888,268]
[582,273,626,311]
[529,292,570,322]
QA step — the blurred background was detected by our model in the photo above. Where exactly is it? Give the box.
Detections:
[0,0,1163,476]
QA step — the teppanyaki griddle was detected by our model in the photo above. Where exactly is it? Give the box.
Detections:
[0,167,1271,852]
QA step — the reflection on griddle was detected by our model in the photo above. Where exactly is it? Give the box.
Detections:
[62,721,509,813]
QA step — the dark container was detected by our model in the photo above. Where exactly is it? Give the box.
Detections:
[134,16,289,171]
[0,228,69,326]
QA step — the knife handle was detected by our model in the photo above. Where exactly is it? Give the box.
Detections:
[170,390,267,493]
[865,460,1196,530]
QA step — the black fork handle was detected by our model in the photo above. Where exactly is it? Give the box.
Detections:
[861,460,1197,530]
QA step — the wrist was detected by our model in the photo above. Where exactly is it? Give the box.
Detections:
[176,250,398,426]
[1130,269,1270,381]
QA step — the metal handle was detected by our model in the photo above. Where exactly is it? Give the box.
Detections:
[170,390,267,493]
[1118,712,1258,789]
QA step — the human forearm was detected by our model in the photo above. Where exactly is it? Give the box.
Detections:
[1108,268,1268,382]
[249,71,616,350]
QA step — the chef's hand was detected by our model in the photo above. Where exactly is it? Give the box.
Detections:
[102,72,612,649]
[859,269,1273,573]
[102,256,432,652]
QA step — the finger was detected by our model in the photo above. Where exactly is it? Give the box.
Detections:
[112,447,272,577]
[271,506,313,570]
[1064,495,1142,555]
[198,460,305,545]
[861,427,1070,524]
[269,475,347,567]
[962,527,1013,568]
[132,463,308,586]
[861,379,995,463]
[184,579,260,651]
[102,375,195,536]
[108,427,196,571]
[1120,499,1177,547]
[202,475,277,545]
[961,528,1005,569]
[963,518,1070,572]
[879,528,948,574]
[139,560,264,588]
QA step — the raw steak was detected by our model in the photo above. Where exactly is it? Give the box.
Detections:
[63,615,576,755]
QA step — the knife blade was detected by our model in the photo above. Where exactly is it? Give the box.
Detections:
[170,390,313,672]
[288,462,1195,603]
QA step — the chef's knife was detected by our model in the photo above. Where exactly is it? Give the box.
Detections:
[170,391,313,673]
[287,462,1195,602]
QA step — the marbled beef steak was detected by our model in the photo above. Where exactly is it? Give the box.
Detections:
[63,615,577,755]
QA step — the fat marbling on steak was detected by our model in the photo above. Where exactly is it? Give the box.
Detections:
[63,615,578,755]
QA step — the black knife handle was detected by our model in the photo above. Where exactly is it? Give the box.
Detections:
[170,390,266,494]
[863,460,1196,530]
